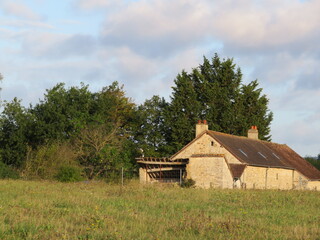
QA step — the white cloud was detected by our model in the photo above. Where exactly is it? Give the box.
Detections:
[1,1,42,21]
[272,115,320,156]
[1,0,320,156]
[100,0,211,57]
[0,19,54,29]
[212,0,320,50]
[76,0,122,10]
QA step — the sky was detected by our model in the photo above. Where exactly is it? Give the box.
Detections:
[0,0,319,157]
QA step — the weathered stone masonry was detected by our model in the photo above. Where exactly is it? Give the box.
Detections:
[138,121,320,190]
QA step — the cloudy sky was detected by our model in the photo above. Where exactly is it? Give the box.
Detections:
[0,0,319,157]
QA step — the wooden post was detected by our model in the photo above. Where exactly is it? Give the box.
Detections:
[265,167,269,189]
[121,167,124,187]
[180,169,182,186]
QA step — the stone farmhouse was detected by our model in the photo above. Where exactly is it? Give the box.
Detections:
[137,121,320,190]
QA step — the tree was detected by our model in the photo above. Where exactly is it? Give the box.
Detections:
[72,82,136,179]
[30,83,94,145]
[0,98,32,167]
[305,156,320,170]
[164,54,273,153]
[134,95,170,157]
[165,71,201,152]
[0,81,138,179]
[238,80,273,140]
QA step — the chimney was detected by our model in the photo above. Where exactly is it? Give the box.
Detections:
[248,126,259,140]
[196,120,208,137]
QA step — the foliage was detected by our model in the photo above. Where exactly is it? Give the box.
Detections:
[0,98,32,168]
[138,53,273,154]
[0,161,19,179]
[0,81,138,180]
[0,180,319,239]
[72,82,136,179]
[0,54,274,179]
[22,142,80,180]
[133,96,171,156]
[30,83,94,145]
[55,166,83,182]
[181,178,196,188]
[305,156,320,170]
[166,71,202,152]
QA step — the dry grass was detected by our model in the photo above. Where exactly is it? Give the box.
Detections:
[0,179,319,240]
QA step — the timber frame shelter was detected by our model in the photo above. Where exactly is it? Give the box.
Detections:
[136,157,188,183]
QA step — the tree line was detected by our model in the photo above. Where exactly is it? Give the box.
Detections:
[0,54,274,181]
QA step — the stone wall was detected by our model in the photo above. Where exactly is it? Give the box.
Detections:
[292,171,309,190]
[241,166,294,190]
[187,156,233,189]
[139,167,150,183]
[307,181,320,191]
[166,132,320,191]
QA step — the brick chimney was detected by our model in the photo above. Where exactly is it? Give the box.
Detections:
[248,126,259,140]
[196,120,208,137]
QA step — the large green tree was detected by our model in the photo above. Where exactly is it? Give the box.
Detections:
[0,98,32,167]
[133,95,170,157]
[139,54,273,155]
[0,82,138,178]
[30,83,94,145]
[72,82,136,179]
[166,70,202,152]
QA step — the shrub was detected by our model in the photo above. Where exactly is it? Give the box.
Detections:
[22,142,81,180]
[55,166,83,182]
[0,162,20,179]
[181,178,196,188]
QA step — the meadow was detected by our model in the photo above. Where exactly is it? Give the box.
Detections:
[0,180,319,240]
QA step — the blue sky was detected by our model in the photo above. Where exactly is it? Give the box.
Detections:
[0,0,319,157]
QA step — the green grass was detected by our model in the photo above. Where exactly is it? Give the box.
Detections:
[0,180,319,240]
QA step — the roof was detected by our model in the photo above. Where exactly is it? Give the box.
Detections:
[170,129,320,180]
[191,154,224,158]
[208,131,320,180]
[229,164,246,178]
[208,131,291,169]
[263,142,320,180]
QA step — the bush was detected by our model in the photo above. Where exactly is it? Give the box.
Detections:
[0,162,20,179]
[55,166,83,182]
[23,142,81,180]
[181,178,196,188]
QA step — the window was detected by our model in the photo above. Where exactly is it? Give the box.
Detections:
[211,141,214,146]
[238,149,248,157]
[258,152,267,159]
[272,152,280,159]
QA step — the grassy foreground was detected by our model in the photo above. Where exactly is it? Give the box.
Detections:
[0,180,319,240]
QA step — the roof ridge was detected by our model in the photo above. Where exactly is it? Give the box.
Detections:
[208,130,253,140]
[208,130,286,145]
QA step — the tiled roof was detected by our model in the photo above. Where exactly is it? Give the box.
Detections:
[263,142,320,180]
[229,164,246,178]
[208,130,320,180]
[208,131,291,168]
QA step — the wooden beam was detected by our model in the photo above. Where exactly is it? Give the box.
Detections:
[138,161,184,165]
[147,167,184,173]
[137,161,187,165]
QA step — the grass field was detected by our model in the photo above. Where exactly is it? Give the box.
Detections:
[0,180,319,240]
